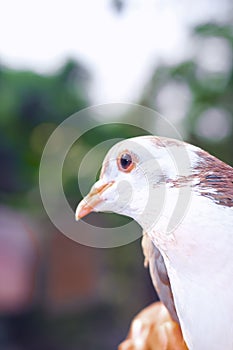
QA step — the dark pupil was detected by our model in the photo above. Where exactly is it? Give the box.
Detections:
[120,153,132,169]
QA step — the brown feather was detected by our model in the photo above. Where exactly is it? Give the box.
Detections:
[142,233,179,323]
[194,150,233,207]
[169,149,233,208]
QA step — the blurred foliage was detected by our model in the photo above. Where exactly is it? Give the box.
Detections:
[141,23,233,164]
[141,22,233,165]
[0,59,89,203]
[111,0,125,13]
[195,22,233,40]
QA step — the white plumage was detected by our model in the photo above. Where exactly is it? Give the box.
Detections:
[76,136,233,349]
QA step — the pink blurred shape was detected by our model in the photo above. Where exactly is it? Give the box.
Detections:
[0,206,38,313]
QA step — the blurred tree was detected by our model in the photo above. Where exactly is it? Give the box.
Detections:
[0,59,90,201]
[111,0,125,13]
[140,22,233,165]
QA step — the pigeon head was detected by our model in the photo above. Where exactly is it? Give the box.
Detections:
[75,136,197,231]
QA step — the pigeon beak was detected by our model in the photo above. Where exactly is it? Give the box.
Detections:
[75,180,115,220]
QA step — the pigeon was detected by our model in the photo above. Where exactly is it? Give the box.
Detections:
[75,136,233,350]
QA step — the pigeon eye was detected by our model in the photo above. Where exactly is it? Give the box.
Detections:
[117,153,134,172]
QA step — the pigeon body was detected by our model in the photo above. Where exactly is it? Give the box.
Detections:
[76,136,233,349]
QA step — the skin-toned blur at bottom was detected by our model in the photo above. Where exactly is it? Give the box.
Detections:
[118,303,187,350]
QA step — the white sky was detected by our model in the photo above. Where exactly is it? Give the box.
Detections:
[0,0,229,103]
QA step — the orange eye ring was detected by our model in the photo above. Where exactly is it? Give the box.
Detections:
[117,152,135,173]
